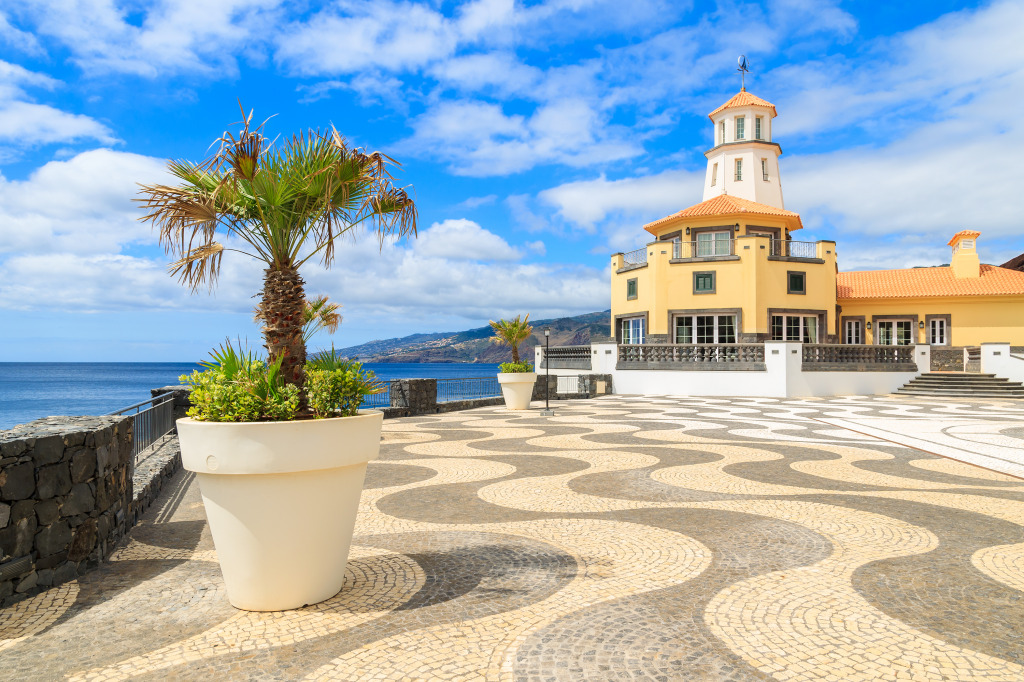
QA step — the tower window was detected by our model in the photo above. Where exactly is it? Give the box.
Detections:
[718,120,725,144]
[735,116,745,140]
[734,159,742,181]
[626,278,638,300]
[761,159,769,181]
[755,117,763,140]
[711,163,718,186]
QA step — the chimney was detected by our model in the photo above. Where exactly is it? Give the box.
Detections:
[948,230,981,279]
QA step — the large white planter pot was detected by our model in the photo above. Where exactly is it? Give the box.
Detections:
[177,411,382,611]
[497,372,537,410]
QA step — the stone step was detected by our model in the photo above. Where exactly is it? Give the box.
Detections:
[896,390,1024,399]
[904,380,1023,389]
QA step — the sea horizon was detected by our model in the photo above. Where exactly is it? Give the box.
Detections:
[0,361,504,431]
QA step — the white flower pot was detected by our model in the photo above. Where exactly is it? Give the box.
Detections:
[176,411,382,611]
[497,372,537,410]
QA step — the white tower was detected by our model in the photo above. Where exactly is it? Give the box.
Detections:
[702,90,784,209]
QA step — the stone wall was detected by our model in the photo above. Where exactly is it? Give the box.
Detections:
[0,416,134,607]
[931,347,965,371]
[533,374,614,401]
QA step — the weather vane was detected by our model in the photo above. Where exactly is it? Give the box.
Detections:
[737,55,749,91]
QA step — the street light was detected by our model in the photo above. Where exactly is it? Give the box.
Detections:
[541,327,554,416]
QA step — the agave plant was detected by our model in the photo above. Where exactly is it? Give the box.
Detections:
[138,106,417,401]
[489,314,533,364]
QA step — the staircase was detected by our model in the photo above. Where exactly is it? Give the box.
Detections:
[896,372,1024,399]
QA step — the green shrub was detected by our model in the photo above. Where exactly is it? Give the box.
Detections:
[499,361,534,373]
[182,341,300,422]
[305,349,385,418]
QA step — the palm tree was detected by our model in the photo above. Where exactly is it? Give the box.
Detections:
[138,107,416,398]
[489,314,533,364]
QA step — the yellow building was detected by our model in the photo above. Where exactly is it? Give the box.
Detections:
[611,90,1024,355]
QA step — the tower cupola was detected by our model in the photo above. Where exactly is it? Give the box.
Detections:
[703,90,784,209]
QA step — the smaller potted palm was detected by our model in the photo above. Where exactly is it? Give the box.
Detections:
[489,314,536,410]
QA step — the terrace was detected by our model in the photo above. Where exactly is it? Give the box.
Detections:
[3,394,1024,680]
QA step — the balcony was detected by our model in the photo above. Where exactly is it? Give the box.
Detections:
[618,247,648,272]
[671,239,737,261]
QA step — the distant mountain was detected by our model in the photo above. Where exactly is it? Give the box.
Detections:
[336,311,611,363]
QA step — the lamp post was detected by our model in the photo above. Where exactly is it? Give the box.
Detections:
[541,327,554,416]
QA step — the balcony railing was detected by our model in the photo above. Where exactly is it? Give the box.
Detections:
[770,239,818,259]
[802,344,916,369]
[672,239,735,259]
[618,343,766,370]
[621,247,647,269]
[541,345,592,370]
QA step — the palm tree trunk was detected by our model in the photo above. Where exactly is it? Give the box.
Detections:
[260,267,307,403]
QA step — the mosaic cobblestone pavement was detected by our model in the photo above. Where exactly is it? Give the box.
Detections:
[3,394,1024,681]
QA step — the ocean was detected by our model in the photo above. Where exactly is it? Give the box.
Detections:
[0,362,504,431]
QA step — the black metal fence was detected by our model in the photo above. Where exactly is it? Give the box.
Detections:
[436,377,502,403]
[109,393,176,460]
[362,382,392,409]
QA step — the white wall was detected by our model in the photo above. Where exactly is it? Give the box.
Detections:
[981,343,1024,383]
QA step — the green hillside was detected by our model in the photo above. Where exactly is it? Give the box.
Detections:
[336,311,611,363]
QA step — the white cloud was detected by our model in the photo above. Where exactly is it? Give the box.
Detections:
[539,170,703,230]
[0,149,167,255]
[455,194,497,209]
[276,1,456,76]
[0,60,116,150]
[414,219,522,261]
[0,13,44,56]
[9,0,282,77]
[406,98,641,176]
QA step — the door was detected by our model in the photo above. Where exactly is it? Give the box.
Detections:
[876,320,913,345]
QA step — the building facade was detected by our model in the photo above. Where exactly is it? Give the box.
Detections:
[611,90,1024,351]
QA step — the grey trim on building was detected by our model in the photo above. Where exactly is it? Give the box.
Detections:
[787,270,807,295]
[693,271,716,295]
[614,311,649,344]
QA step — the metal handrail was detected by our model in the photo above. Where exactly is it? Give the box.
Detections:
[109,392,176,459]
[673,239,735,259]
[769,239,818,258]
[622,247,647,267]
[436,377,502,403]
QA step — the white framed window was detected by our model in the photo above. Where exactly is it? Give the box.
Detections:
[719,120,725,144]
[875,319,914,346]
[711,163,718,186]
[696,230,732,257]
[755,116,763,140]
[734,158,743,181]
[621,317,646,345]
[735,116,745,140]
[761,158,769,181]
[771,315,819,342]
[844,320,863,344]
[929,319,948,345]
[675,315,737,344]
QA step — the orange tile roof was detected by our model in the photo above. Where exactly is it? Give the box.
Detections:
[708,90,778,120]
[947,229,981,246]
[644,194,803,233]
[837,264,1024,299]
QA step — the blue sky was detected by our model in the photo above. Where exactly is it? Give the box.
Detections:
[1,0,1021,361]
